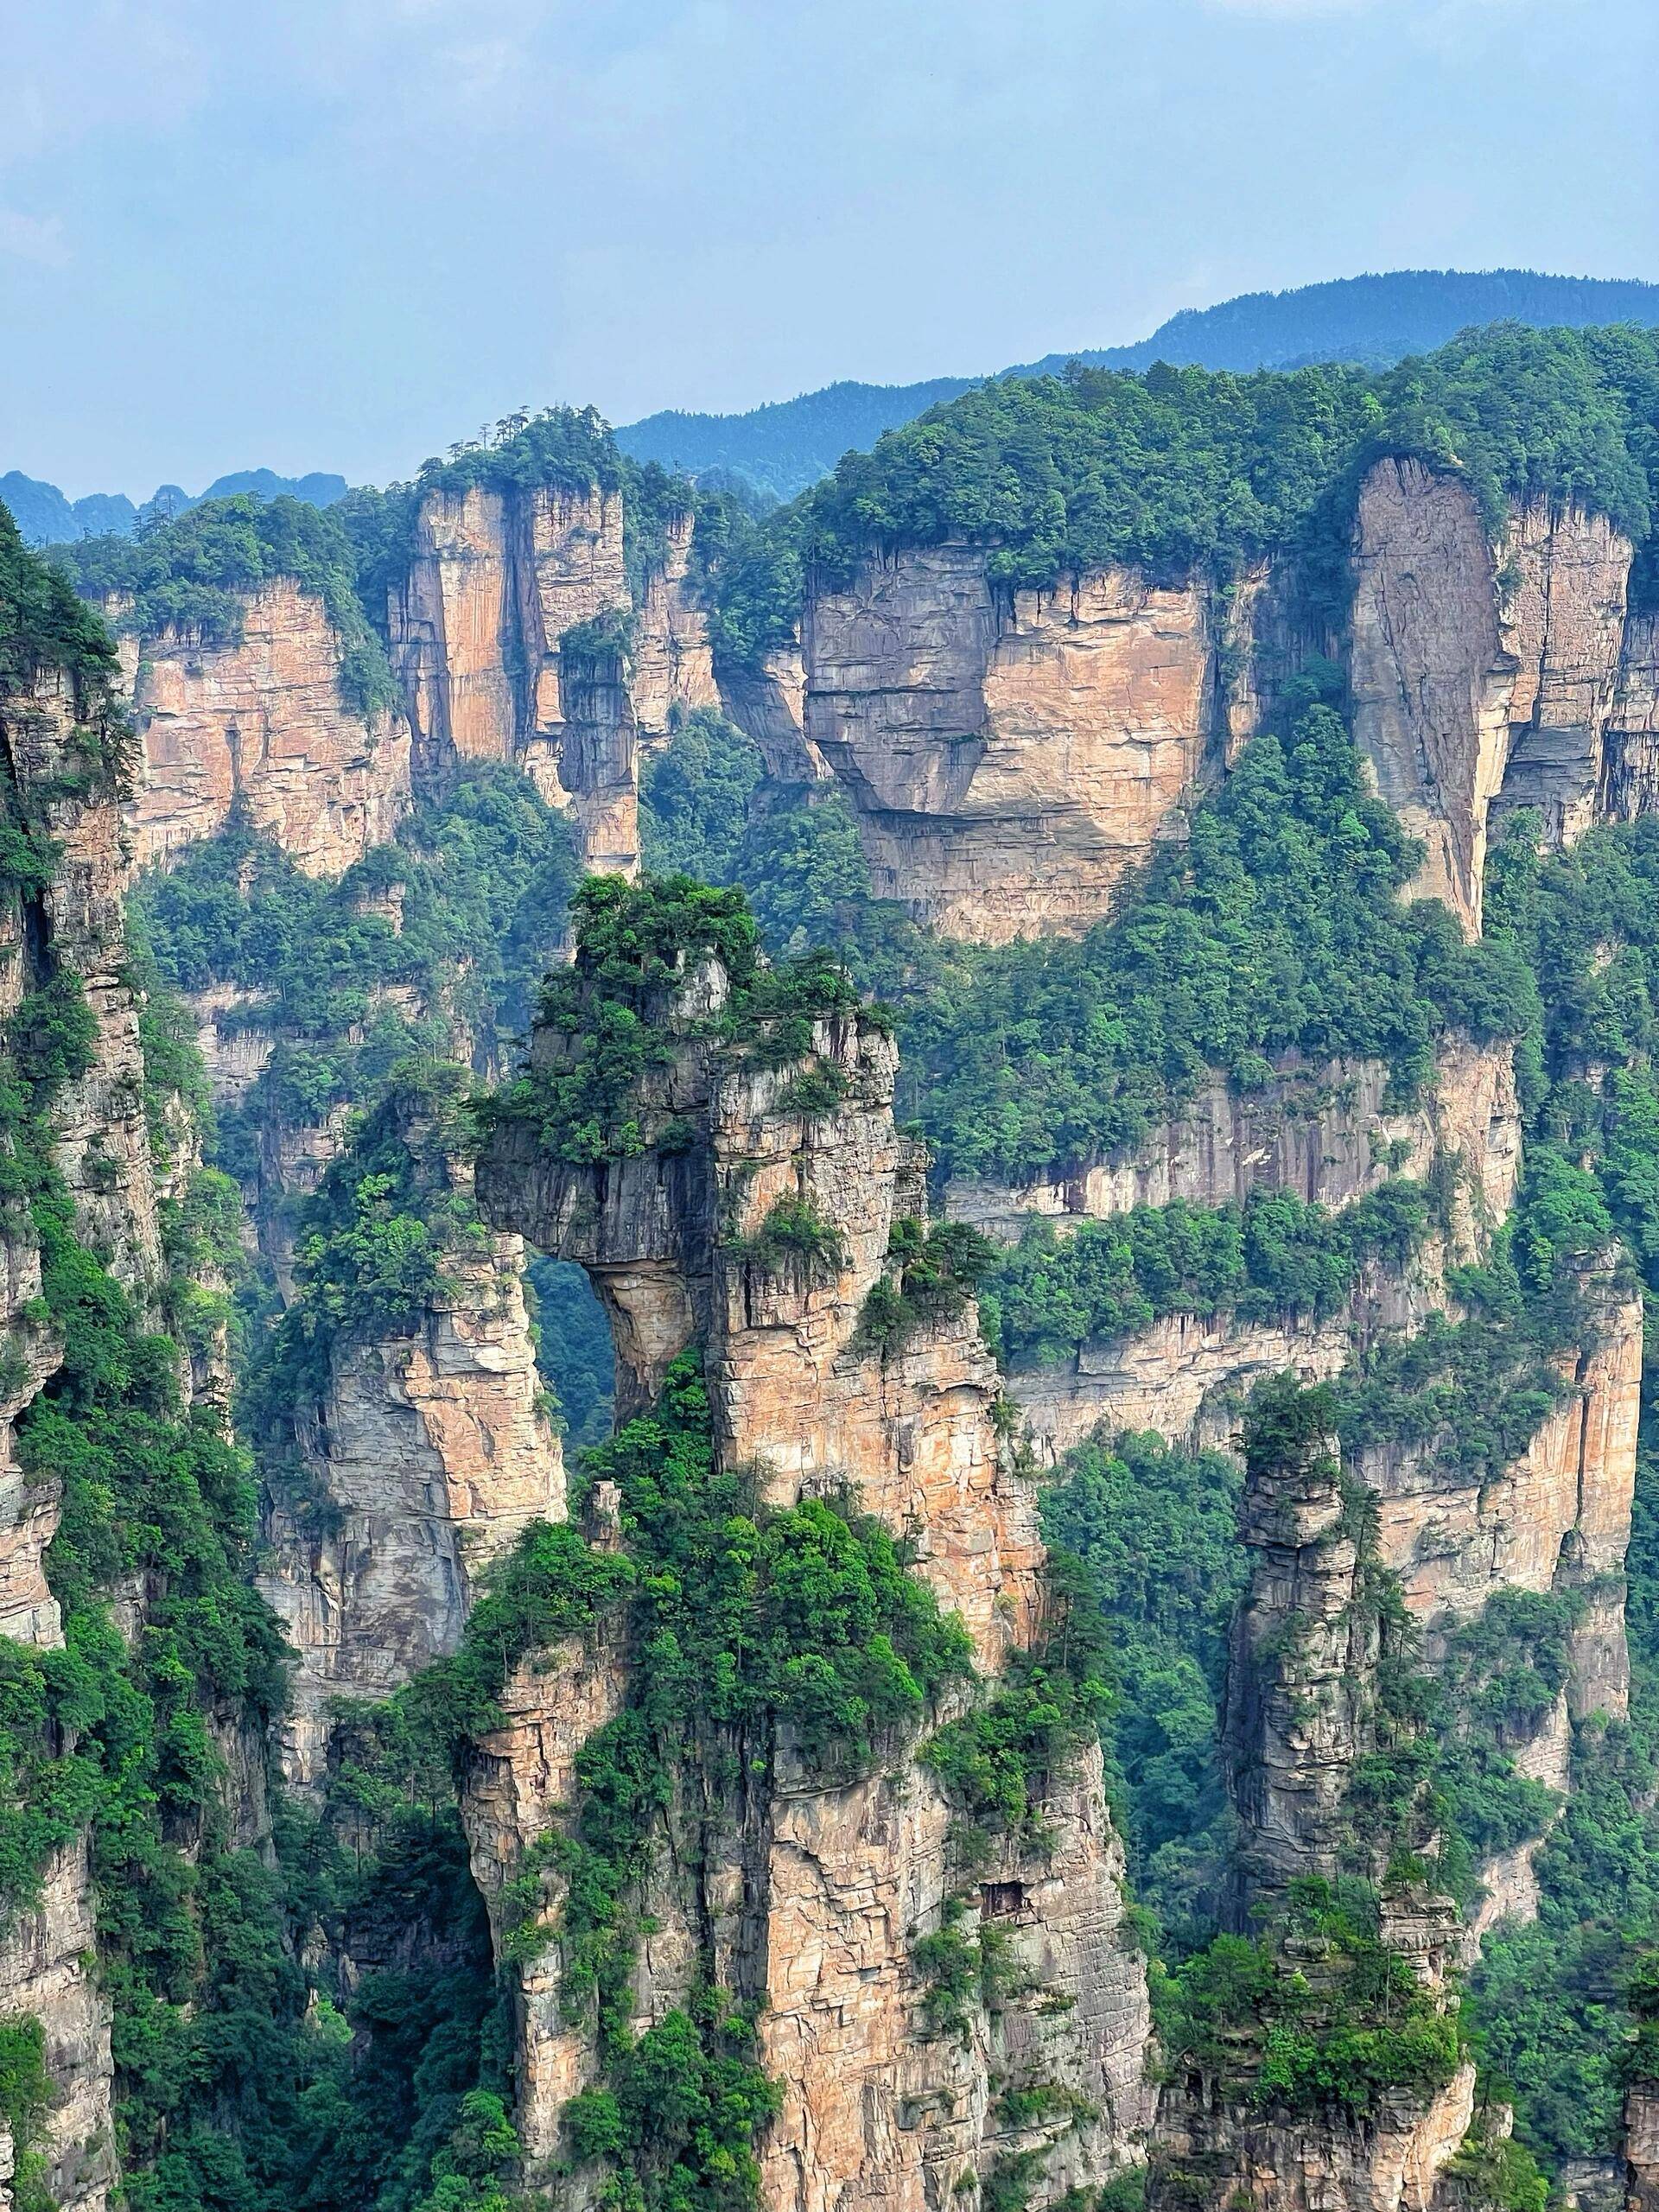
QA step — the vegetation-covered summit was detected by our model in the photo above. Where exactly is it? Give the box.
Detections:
[705,321,1659,664]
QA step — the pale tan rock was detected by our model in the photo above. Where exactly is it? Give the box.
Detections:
[259,1234,564,1789]
[1154,2055,1477,2212]
[1367,1273,1641,1695]
[949,1041,1520,1255]
[0,1842,117,2212]
[116,580,412,874]
[460,1632,629,2163]
[760,1738,1153,2212]
[804,545,1217,942]
[473,953,1156,2198]
[717,645,822,783]
[632,512,720,741]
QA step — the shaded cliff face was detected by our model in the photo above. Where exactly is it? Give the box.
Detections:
[804,545,1222,943]
[0,655,161,2212]
[469,924,1155,2207]
[111,579,413,875]
[1348,462,1637,932]
[259,1225,564,1789]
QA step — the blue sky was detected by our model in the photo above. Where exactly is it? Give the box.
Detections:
[3,0,1656,496]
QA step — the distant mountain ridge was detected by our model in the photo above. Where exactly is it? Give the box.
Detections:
[10,269,1659,536]
[616,268,1659,499]
[1,467,349,549]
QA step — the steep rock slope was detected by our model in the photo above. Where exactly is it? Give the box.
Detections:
[469,883,1155,2209]
[256,1083,565,1789]
[109,577,413,874]
[798,464,1657,944]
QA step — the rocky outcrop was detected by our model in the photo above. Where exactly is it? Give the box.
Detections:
[0,658,168,2211]
[631,512,720,741]
[258,1211,563,1789]
[470,944,1154,2205]
[1364,1268,1641,1700]
[796,462,1656,945]
[1346,465,1637,933]
[0,1841,118,2212]
[479,975,1043,1668]
[757,1734,1152,2212]
[1152,2064,1478,2212]
[804,546,1223,943]
[1010,1307,1352,1468]
[716,644,820,784]
[949,1039,1520,1253]
[110,580,412,874]
[384,479,719,874]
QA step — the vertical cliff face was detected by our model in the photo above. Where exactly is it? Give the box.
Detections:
[631,512,721,741]
[949,1039,1521,1249]
[383,479,721,879]
[0,651,159,2212]
[791,461,1656,947]
[803,545,1222,943]
[469,928,1155,2208]
[255,1098,564,1789]
[1147,1383,1476,2212]
[1348,461,1637,932]
[110,580,413,875]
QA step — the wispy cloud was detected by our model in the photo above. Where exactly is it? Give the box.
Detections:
[0,209,69,267]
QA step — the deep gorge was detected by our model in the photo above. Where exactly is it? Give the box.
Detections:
[4,321,1659,2212]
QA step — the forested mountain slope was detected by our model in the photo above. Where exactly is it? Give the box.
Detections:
[616,267,1659,497]
[6,317,1659,2212]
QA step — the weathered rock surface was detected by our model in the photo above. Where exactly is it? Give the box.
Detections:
[1365,1268,1641,1695]
[949,1040,1520,1254]
[793,464,1658,945]
[111,581,412,874]
[471,950,1154,2205]
[259,1230,563,1789]
[383,480,718,874]
[480,982,1042,1669]
[804,546,1221,942]
[1151,2063,1478,2212]
[0,1841,118,2212]
[1348,464,1637,932]
[0,664,168,2210]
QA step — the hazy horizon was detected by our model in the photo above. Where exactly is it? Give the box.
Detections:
[6,0,1657,499]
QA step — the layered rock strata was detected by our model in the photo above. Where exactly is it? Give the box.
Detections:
[471,952,1156,2207]
[384,480,718,873]
[108,581,413,874]
[257,1148,563,1789]
[949,1039,1520,1251]
[1148,1394,1477,2212]
[0,660,164,2212]
[803,547,1223,942]
[797,465,1659,944]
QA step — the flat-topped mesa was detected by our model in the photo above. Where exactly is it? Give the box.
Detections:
[107,577,414,876]
[475,899,1042,1669]
[255,1079,563,1790]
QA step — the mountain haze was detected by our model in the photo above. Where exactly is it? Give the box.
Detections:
[617,266,1659,497]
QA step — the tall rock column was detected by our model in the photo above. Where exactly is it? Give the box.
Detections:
[470,898,1155,2208]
